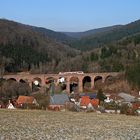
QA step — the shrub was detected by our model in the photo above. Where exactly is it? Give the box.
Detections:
[120,103,130,114]
[104,101,119,110]
[97,89,106,104]
[33,93,50,109]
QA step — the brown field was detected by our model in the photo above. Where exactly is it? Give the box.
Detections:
[0,109,140,140]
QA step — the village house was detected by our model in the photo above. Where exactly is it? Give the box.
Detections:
[16,96,38,108]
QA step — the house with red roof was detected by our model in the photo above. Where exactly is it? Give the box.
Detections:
[17,96,38,108]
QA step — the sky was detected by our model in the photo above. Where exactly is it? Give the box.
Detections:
[1,0,140,32]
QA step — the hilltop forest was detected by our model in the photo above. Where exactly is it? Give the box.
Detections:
[0,19,140,88]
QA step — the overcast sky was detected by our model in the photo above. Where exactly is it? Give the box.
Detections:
[1,0,140,32]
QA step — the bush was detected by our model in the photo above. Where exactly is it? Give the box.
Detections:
[126,63,140,88]
[120,103,130,114]
[97,89,106,104]
[104,101,119,110]
[33,93,50,109]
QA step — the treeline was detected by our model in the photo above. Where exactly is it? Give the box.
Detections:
[0,79,31,104]
[0,41,140,74]
[0,44,48,72]
[126,62,140,89]
[0,43,83,73]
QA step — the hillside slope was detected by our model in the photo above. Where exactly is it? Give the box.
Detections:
[0,19,79,73]
[70,20,140,51]
[1,19,140,76]
[32,26,75,43]
[63,25,122,39]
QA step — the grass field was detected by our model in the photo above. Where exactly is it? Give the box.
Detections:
[0,109,140,140]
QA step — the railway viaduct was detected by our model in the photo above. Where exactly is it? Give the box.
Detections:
[2,72,121,93]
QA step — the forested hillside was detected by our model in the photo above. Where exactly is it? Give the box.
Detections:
[0,19,80,73]
[0,18,140,83]
[32,26,75,43]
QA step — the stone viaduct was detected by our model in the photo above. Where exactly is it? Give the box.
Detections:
[2,72,120,93]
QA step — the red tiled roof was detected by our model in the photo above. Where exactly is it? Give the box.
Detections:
[80,96,90,106]
[91,99,99,107]
[17,96,34,104]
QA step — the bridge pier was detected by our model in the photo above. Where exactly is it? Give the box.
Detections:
[91,78,94,90]
[79,78,83,93]
[29,81,33,91]
[66,80,70,94]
